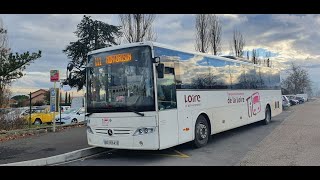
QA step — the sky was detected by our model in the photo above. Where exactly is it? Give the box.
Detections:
[1,14,320,96]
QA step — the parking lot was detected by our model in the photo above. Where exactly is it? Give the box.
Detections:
[62,106,295,166]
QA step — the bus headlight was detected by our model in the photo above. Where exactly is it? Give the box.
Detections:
[133,127,155,136]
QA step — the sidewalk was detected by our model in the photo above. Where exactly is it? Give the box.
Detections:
[239,98,320,166]
[0,126,90,165]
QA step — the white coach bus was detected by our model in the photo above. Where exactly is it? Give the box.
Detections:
[86,41,282,150]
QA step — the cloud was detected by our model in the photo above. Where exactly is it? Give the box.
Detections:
[1,14,320,94]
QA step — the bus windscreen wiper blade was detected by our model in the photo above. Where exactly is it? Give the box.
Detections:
[85,112,93,117]
[124,107,144,116]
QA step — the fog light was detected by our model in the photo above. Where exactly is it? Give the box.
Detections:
[139,141,143,146]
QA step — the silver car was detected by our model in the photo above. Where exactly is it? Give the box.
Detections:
[282,95,291,109]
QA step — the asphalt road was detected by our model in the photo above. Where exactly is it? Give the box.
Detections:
[62,106,294,166]
[0,126,89,164]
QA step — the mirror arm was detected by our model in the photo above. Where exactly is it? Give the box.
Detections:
[154,56,160,64]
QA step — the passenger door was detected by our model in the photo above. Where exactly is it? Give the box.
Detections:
[157,66,179,149]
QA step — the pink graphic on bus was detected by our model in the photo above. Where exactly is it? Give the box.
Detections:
[246,92,261,118]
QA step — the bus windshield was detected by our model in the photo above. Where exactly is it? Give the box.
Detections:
[87,46,155,113]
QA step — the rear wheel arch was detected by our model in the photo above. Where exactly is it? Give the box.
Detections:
[34,118,42,125]
[72,118,78,123]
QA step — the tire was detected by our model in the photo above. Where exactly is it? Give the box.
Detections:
[71,118,78,124]
[193,115,210,148]
[262,106,271,125]
[34,119,42,125]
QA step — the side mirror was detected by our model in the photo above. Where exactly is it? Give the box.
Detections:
[153,57,160,63]
[157,63,164,79]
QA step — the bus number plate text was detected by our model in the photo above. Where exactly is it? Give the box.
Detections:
[103,140,119,146]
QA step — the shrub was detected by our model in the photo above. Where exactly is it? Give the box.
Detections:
[0,109,27,131]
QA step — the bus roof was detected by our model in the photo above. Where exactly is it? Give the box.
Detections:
[88,41,277,69]
[88,41,154,55]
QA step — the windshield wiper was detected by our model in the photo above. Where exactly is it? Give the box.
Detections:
[85,112,93,117]
[86,107,145,117]
[123,107,144,117]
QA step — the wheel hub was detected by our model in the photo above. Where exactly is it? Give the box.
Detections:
[197,123,207,140]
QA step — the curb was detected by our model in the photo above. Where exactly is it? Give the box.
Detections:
[0,147,106,166]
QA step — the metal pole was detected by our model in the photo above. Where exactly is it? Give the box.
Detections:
[29,92,31,128]
[59,83,62,124]
[53,82,56,132]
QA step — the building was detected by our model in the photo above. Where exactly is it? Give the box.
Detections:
[30,89,48,105]
[9,99,18,107]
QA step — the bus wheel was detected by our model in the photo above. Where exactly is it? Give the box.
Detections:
[194,115,210,148]
[263,106,271,125]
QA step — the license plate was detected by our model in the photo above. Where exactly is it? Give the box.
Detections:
[103,140,119,146]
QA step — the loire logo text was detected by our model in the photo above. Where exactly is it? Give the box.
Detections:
[184,95,201,107]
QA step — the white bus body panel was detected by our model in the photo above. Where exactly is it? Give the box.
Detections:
[158,109,179,150]
[176,90,282,142]
[87,112,160,150]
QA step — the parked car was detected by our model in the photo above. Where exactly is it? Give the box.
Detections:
[284,95,298,105]
[296,93,308,102]
[20,108,39,118]
[295,96,305,104]
[23,107,57,125]
[55,107,85,125]
[282,95,291,109]
[60,106,71,113]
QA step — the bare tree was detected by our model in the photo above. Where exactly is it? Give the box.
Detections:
[228,41,234,56]
[195,14,210,53]
[252,49,260,64]
[119,14,157,43]
[209,15,222,55]
[265,51,271,67]
[265,51,271,59]
[282,63,312,95]
[252,49,256,64]
[231,29,245,57]
[267,58,270,67]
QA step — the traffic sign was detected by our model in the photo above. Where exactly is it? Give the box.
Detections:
[50,70,59,82]
[50,88,59,112]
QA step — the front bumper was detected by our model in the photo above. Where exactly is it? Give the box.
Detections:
[87,127,159,150]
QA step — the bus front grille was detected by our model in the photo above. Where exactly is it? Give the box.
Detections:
[94,128,132,136]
